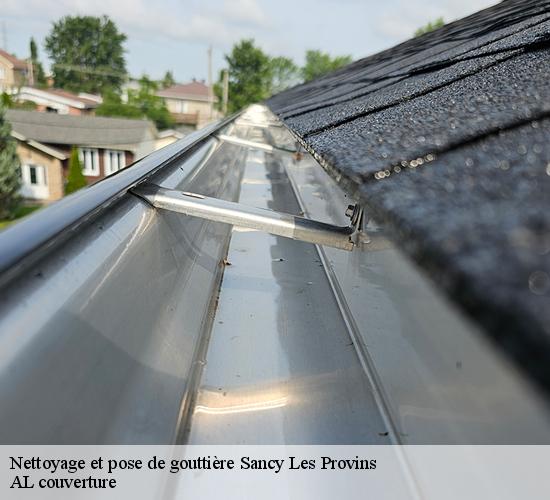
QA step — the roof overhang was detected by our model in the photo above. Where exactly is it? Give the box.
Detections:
[11,131,68,161]
[17,87,97,109]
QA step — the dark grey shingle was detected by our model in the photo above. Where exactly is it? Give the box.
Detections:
[6,109,156,148]
[268,0,550,393]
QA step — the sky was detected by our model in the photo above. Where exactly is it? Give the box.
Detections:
[2,0,498,84]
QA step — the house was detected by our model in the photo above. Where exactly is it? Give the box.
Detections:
[0,49,29,93]
[16,87,102,115]
[6,109,157,202]
[156,80,219,128]
[155,129,184,150]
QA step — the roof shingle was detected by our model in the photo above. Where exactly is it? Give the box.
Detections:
[0,49,27,70]
[268,0,550,393]
[6,110,156,149]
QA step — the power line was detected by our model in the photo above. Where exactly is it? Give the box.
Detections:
[52,64,128,78]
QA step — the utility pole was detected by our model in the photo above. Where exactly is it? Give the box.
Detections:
[27,59,34,87]
[207,45,213,120]
[222,69,229,116]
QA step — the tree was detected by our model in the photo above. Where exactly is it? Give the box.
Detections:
[2,92,37,110]
[29,37,47,88]
[301,50,352,82]
[161,71,176,88]
[65,147,87,195]
[95,89,143,119]
[45,15,127,93]
[130,75,174,129]
[213,70,225,113]
[269,56,300,95]
[1,93,12,108]
[96,76,174,130]
[415,17,445,37]
[223,39,272,113]
[0,105,21,219]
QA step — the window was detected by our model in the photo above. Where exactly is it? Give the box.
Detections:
[79,148,99,176]
[29,165,38,185]
[22,164,46,186]
[104,150,126,176]
[20,164,48,200]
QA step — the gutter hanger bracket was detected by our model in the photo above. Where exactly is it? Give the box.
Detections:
[131,183,360,251]
[216,134,274,153]
[215,134,298,154]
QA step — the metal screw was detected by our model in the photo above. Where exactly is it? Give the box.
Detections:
[345,204,356,218]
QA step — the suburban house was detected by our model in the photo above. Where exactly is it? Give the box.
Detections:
[156,80,219,128]
[6,109,157,202]
[16,87,102,115]
[155,129,184,150]
[0,49,29,93]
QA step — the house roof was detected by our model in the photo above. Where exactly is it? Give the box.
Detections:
[6,110,157,150]
[11,131,68,160]
[157,129,184,140]
[156,81,213,102]
[268,0,550,392]
[18,87,101,109]
[0,49,27,70]
[43,88,100,107]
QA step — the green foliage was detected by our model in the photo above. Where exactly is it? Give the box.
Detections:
[216,41,353,112]
[96,77,174,130]
[96,89,142,119]
[414,17,445,37]
[45,15,127,93]
[29,37,47,87]
[1,93,12,108]
[130,76,174,129]
[269,56,300,94]
[11,205,40,218]
[1,92,37,110]
[0,205,41,230]
[12,101,38,111]
[65,146,87,195]
[301,50,352,82]
[213,70,224,112]
[224,39,272,113]
[161,71,176,89]
[0,105,21,219]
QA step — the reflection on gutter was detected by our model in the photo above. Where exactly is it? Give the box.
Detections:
[195,392,288,415]
[232,227,258,233]
[195,398,288,415]
[0,207,156,370]
[82,209,156,308]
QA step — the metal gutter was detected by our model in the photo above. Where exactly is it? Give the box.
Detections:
[2,103,549,448]
[276,131,550,444]
[0,113,238,286]
[0,117,249,444]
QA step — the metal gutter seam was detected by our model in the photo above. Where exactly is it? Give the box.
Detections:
[0,112,241,287]
[280,151,401,444]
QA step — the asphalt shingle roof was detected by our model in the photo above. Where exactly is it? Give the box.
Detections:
[0,49,27,70]
[156,81,212,101]
[268,0,550,393]
[6,109,156,148]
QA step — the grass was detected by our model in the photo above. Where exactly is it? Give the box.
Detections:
[0,205,42,231]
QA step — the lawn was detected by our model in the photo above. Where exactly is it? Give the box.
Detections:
[0,205,42,231]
